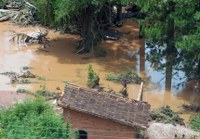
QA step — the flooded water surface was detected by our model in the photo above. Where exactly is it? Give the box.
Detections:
[0,21,199,121]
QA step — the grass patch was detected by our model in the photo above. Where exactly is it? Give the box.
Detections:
[38,76,48,81]
[150,105,184,125]
[17,86,60,100]
[16,88,32,94]
[189,113,200,132]
[35,86,59,100]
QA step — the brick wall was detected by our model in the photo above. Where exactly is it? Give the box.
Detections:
[63,108,137,139]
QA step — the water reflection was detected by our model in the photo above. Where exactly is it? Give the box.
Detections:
[142,43,187,93]
[140,41,200,115]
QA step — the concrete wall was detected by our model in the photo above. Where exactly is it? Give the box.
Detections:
[63,108,137,139]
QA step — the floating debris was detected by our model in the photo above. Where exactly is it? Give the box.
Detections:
[0,70,36,84]
[10,29,48,46]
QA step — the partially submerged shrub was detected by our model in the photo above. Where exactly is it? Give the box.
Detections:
[87,64,100,88]
[35,86,59,100]
[189,113,200,132]
[150,105,184,125]
[106,69,142,84]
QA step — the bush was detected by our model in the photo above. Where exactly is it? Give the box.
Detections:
[31,0,55,26]
[105,69,142,84]
[0,98,73,138]
[189,113,200,132]
[87,64,99,88]
[150,105,184,125]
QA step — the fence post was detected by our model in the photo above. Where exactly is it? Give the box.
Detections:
[137,82,143,101]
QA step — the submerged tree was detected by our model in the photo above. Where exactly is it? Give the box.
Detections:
[32,0,134,53]
[135,0,200,81]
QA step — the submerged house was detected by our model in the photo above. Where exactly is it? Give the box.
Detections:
[58,83,150,139]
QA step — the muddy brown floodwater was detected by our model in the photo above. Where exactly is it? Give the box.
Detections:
[0,20,199,121]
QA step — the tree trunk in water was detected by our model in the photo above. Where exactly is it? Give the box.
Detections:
[139,24,144,38]
[165,54,173,90]
[166,1,176,55]
[140,43,145,72]
[197,60,200,78]
[77,4,112,53]
[165,1,176,91]
[77,6,102,53]
[101,3,113,28]
[116,4,122,21]
[115,4,122,26]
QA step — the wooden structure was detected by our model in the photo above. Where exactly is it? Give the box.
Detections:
[137,82,144,101]
[58,83,150,139]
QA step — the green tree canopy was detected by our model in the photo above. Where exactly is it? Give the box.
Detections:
[136,0,200,56]
[32,0,134,52]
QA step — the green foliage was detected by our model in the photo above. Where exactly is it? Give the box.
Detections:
[74,129,80,139]
[136,0,200,58]
[189,113,200,132]
[31,0,55,26]
[150,105,184,125]
[38,76,48,81]
[35,86,58,100]
[32,0,122,29]
[31,0,136,51]
[0,98,72,138]
[87,64,99,88]
[105,69,142,84]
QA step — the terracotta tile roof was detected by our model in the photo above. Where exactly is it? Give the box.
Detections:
[58,83,150,129]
